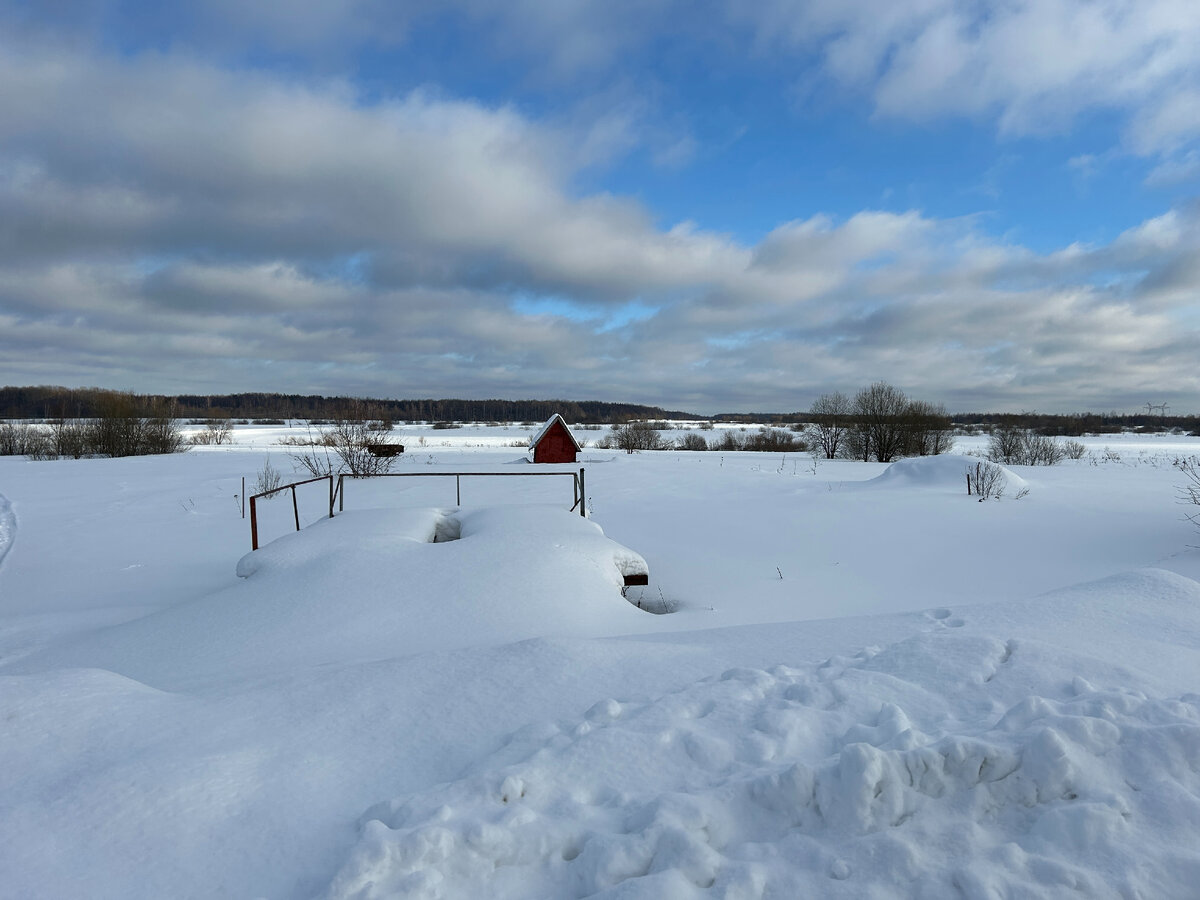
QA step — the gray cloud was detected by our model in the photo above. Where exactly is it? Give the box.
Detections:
[2,35,1200,412]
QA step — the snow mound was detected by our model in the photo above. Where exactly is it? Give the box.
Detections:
[325,631,1200,899]
[862,454,1030,495]
[21,506,656,688]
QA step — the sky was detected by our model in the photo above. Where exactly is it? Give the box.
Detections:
[2,0,1200,415]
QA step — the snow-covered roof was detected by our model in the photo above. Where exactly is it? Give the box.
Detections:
[529,413,582,451]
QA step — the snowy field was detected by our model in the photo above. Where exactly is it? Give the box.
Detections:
[1,422,1199,898]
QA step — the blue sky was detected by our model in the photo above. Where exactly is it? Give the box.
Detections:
[2,0,1199,413]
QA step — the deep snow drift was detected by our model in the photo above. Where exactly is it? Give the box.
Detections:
[16,506,654,687]
[1,426,1199,899]
[329,575,1200,899]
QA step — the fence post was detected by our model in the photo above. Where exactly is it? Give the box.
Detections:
[292,485,300,531]
[456,474,461,506]
[328,474,334,517]
[250,496,259,551]
[339,474,344,512]
[579,467,586,517]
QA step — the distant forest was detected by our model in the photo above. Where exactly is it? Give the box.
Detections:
[0,386,698,425]
[0,386,1196,434]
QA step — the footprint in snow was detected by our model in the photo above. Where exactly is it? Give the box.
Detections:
[924,607,965,629]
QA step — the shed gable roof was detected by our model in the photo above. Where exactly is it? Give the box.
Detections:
[530,413,582,451]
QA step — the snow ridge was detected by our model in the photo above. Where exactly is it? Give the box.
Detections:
[325,633,1200,899]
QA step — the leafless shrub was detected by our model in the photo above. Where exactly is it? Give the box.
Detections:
[254,457,283,496]
[987,426,1066,466]
[190,418,234,445]
[49,419,88,458]
[987,425,1026,465]
[1175,456,1200,531]
[1063,439,1087,459]
[966,460,1007,500]
[714,429,743,451]
[676,432,709,451]
[742,427,805,452]
[0,422,51,457]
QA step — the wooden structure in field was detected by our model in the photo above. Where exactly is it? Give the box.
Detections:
[529,414,581,464]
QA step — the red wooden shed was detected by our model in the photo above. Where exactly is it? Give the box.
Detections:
[529,414,581,464]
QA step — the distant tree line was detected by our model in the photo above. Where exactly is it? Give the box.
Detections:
[950,410,1200,436]
[0,386,697,425]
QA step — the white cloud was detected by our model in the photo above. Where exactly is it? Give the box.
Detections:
[731,0,1200,155]
[3,35,1200,411]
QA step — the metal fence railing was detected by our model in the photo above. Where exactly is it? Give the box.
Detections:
[249,468,586,550]
[248,474,334,551]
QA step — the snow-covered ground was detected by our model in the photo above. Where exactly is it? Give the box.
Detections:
[1,423,1199,898]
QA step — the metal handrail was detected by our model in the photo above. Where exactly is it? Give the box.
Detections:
[248,474,333,550]
[249,468,587,550]
[335,468,587,517]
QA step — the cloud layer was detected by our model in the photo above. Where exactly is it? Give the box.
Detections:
[1,4,1199,412]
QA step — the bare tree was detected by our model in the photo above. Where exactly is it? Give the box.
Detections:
[904,400,953,456]
[291,417,400,476]
[988,424,1026,465]
[808,391,852,459]
[852,382,910,462]
[612,421,665,453]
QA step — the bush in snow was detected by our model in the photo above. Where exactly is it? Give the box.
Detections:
[611,421,666,453]
[742,427,806,452]
[1062,439,1087,459]
[987,426,1066,466]
[0,422,50,457]
[190,418,234,445]
[255,457,283,496]
[1176,456,1200,532]
[675,432,709,451]
[966,460,1007,500]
